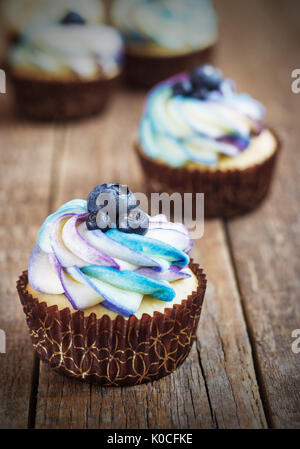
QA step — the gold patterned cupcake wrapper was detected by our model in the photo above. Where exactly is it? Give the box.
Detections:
[135,138,279,218]
[16,261,206,386]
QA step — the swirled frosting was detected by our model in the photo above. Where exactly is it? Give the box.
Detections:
[28,200,193,317]
[112,0,218,56]
[9,23,124,80]
[139,73,266,167]
[2,0,104,33]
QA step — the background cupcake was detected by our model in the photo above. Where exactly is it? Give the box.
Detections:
[7,16,124,120]
[17,184,206,386]
[136,65,279,218]
[112,0,218,87]
[2,0,105,41]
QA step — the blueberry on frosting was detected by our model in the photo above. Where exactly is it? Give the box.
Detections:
[172,80,193,97]
[61,11,85,25]
[88,183,138,214]
[87,183,148,235]
[118,208,149,236]
[96,211,113,232]
[191,86,210,100]
[29,197,192,316]
[86,212,98,231]
[172,64,224,99]
[140,66,266,168]
[86,211,112,232]
[191,64,223,91]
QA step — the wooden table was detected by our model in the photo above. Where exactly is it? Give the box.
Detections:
[0,0,299,429]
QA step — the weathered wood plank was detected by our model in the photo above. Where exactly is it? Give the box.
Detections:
[195,224,267,429]
[216,0,300,428]
[36,343,215,429]
[34,90,266,429]
[0,110,55,428]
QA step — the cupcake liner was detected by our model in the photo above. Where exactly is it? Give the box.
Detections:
[9,71,119,121]
[135,137,280,219]
[16,261,206,386]
[124,46,215,88]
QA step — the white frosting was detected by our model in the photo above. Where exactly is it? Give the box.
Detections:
[112,0,218,55]
[9,24,124,79]
[2,0,104,33]
[139,78,267,168]
[28,199,193,317]
[27,267,198,320]
[203,129,277,171]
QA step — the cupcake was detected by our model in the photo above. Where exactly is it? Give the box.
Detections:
[2,0,105,41]
[7,17,124,120]
[136,65,279,218]
[111,0,218,87]
[17,183,206,386]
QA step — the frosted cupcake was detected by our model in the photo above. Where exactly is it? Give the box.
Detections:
[7,17,124,120]
[112,0,218,87]
[17,184,206,385]
[2,0,105,40]
[136,65,279,218]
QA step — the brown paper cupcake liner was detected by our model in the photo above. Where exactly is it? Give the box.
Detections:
[136,137,280,219]
[16,261,206,386]
[124,45,215,88]
[9,71,119,121]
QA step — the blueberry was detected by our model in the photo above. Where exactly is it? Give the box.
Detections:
[172,80,193,97]
[191,65,223,91]
[60,11,85,25]
[191,87,210,100]
[87,183,138,215]
[118,208,149,235]
[86,211,114,233]
[86,213,98,231]
[96,210,113,232]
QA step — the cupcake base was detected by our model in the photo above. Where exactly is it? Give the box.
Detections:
[124,46,215,88]
[135,140,279,219]
[9,73,119,121]
[16,261,206,386]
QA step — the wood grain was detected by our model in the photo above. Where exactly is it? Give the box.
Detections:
[215,0,300,428]
[0,113,55,428]
[195,224,267,429]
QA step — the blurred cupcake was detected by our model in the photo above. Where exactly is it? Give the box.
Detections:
[17,183,206,386]
[112,0,218,87]
[2,0,105,41]
[7,16,124,120]
[136,65,279,218]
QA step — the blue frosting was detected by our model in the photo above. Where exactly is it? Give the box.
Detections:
[29,200,192,317]
[112,0,218,52]
[139,76,266,167]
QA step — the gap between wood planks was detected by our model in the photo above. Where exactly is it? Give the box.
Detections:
[222,220,273,429]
